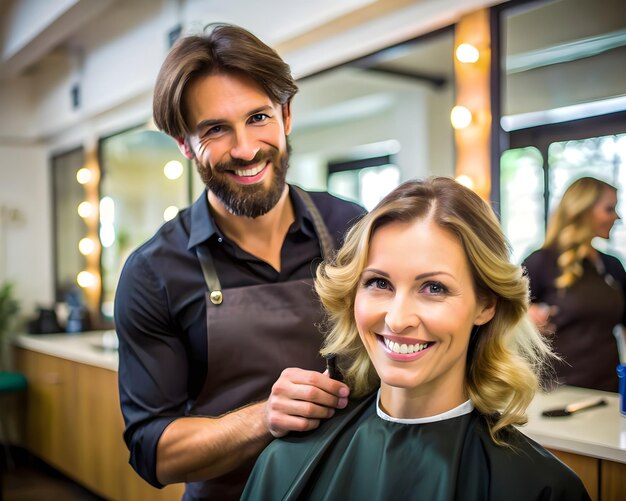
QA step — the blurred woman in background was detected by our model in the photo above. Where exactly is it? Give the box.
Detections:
[523,177,625,391]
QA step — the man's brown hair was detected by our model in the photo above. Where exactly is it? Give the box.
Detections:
[153,23,298,139]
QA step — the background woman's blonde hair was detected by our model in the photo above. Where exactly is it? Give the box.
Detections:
[316,177,554,444]
[543,177,617,289]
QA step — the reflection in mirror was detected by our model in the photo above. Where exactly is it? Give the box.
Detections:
[99,126,190,322]
[52,147,86,304]
[498,0,626,392]
[499,0,626,265]
[287,28,455,208]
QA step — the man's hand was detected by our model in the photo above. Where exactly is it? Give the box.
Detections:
[264,367,350,437]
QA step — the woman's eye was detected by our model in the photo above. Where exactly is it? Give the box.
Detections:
[423,282,447,295]
[364,277,390,290]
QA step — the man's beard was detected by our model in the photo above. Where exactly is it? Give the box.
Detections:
[196,140,291,218]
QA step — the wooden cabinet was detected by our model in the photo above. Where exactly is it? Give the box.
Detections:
[15,347,184,501]
[549,448,626,501]
[600,459,626,501]
[549,449,599,501]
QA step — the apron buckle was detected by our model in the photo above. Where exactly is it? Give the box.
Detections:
[210,290,223,305]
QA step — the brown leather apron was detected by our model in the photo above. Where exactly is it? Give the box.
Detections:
[183,187,334,501]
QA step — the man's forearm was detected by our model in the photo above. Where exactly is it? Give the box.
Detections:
[155,401,272,485]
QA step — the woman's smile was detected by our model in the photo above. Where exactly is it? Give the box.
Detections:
[377,334,434,361]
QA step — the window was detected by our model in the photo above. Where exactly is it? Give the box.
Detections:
[500,147,544,263]
[327,155,400,211]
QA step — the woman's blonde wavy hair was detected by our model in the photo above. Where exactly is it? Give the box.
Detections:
[316,177,554,444]
[543,177,616,289]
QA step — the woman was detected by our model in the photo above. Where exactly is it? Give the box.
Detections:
[242,177,589,500]
[523,177,625,392]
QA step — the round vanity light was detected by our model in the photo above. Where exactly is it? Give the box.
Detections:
[77,270,97,288]
[79,237,95,255]
[164,160,184,180]
[455,174,475,190]
[163,205,179,222]
[76,167,93,185]
[450,105,473,129]
[456,43,479,63]
[77,201,94,218]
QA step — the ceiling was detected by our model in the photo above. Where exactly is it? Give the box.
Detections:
[1,0,623,130]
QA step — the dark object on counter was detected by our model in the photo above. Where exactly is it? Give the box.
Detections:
[66,305,91,333]
[65,287,92,333]
[27,307,62,334]
[542,397,607,417]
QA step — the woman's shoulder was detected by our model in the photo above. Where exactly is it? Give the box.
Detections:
[599,250,626,277]
[523,247,558,266]
[241,394,377,500]
[472,417,590,500]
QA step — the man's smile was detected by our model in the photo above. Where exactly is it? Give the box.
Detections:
[227,161,269,184]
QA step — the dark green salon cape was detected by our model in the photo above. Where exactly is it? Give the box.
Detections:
[242,393,590,501]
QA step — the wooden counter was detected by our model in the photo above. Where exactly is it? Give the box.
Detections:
[15,331,119,370]
[14,332,184,501]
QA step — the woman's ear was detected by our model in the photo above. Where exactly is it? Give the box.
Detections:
[474,296,496,326]
[176,137,195,160]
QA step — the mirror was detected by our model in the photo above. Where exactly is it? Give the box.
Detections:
[99,126,191,322]
[52,147,86,304]
[497,0,626,392]
[286,27,456,209]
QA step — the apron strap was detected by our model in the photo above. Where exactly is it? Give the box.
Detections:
[196,245,224,305]
[291,185,334,259]
[196,185,334,305]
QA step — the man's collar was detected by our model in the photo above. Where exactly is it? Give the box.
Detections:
[187,184,316,250]
[187,190,219,250]
[288,185,316,238]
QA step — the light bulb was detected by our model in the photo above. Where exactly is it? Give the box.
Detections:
[77,201,94,218]
[164,160,184,180]
[456,43,479,63]
[78,237,95,255]
[76,168,93,184]
[455,175,475,190]
[77,270,97,288]
[163,206,179,221]
[450,106,473,129]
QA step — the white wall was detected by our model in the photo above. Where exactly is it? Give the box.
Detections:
[0,75,36,139]
[0,144,51,316]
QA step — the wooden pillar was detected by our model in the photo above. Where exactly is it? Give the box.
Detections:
[453,9,492,201]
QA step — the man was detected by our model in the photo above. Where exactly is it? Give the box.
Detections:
[114,23,365,500]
